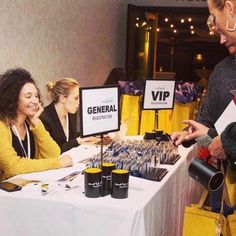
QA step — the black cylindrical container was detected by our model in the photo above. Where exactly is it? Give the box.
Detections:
[144,132,157,140]
[84,168,102,198]
[101,162,115,196]
[111,169,129,199]
[188,159,224,191]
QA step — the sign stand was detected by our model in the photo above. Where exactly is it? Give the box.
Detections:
[79,85,120,168]
[100,134,104,167]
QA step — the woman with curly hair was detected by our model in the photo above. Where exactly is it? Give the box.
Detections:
[0,68,72,181]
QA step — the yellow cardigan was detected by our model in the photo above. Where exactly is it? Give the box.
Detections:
[0,120,61,181]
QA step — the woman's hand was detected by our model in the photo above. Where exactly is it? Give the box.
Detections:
[27,103,44,127]
[182,120,209,140]
[76,136,100,145]
[59,154,73,168]
[103,134,113,145]
[171,130,189,146]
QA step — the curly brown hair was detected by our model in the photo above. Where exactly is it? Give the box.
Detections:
[0,68,40,124]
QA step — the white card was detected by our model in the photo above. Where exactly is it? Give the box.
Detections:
[215,100,236,135]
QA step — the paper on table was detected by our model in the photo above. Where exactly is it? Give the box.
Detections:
[215,100,236,135]
[113,120,128,142]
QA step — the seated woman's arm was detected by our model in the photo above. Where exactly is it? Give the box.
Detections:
[0,121,61,180]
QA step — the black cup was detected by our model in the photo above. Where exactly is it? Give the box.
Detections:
[144,132,157,140]
[111,169,129,199]
[84,168,102,198]
[188,159,224,191]
[102,162,115,196]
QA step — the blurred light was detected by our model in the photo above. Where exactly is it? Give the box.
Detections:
[173,29,177,33]
[165,18,169,22]
[135,23,139,27]
[170,24,174,28]
[157,28,160,32]
[188,18,192,22]
[136,17,139,21]
[142,21,147,26]
[191,30,195,34]
[196,54,203,61]
[209,31,214,35]
[190,25,194,29]
[181,19,185,23]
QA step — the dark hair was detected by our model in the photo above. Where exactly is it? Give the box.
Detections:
[0,68,39,124]
[103,68,125,85]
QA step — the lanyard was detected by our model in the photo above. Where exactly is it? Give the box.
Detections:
[12,123,31,158]
[66,114,69,142]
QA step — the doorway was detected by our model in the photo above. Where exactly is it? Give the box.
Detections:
[126,5,228,82]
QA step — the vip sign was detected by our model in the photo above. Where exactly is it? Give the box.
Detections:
[79,86,120,137]
[142,80,175,110]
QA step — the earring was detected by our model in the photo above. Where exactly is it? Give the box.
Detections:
[226,19,236,32]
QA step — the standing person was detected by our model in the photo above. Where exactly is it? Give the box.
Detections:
[171,2,236,212]
[41,78,99,153]
[0,68,72,181]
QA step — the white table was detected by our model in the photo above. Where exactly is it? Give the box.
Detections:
[0,144,202,236]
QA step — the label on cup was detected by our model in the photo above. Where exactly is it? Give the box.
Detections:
[101,162,115,196]
[111,169,129,199]
[84,168,102,198]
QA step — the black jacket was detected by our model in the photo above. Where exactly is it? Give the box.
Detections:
[41,102,79,153]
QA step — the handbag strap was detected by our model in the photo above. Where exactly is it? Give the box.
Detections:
[197,188,209,208]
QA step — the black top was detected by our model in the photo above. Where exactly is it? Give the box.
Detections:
[11,124,35,159]
[196,55,236,167]
[40,102,80,153]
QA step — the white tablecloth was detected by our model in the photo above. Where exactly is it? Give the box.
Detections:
[0,143,202,236]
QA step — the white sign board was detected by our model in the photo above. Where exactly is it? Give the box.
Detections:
[142,80,175,110]
[79,86,120,137]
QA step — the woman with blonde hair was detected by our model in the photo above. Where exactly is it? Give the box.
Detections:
[41,78,95,153]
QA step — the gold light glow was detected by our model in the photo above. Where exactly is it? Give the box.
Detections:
[196,54,203,61]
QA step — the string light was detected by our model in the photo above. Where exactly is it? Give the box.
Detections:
[188,18,192,22]
[181,19,185,23]
[165,18,169,22]
[170,24,174,28]
[141,21,147,27]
